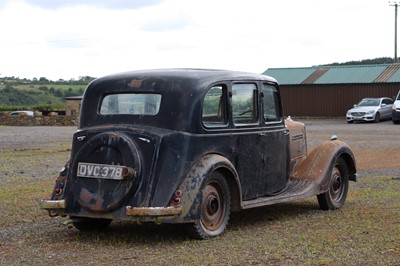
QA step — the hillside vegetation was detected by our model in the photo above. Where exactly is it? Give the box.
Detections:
[0,76,94,111]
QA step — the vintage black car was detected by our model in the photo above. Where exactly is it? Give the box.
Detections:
[40,69,357,239]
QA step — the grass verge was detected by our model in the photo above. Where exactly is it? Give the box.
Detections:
[0,176,399,265]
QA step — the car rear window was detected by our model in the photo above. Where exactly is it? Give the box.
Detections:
[100,93,161,115]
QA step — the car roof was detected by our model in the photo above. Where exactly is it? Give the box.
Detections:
[79,69,278,131]
[89,68,277,88]
[361,97,391,101]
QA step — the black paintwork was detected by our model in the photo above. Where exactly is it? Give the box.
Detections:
[63,69,292,218]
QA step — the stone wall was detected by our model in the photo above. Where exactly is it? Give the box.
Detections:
[0,112,78,126]
[65,97,82,118]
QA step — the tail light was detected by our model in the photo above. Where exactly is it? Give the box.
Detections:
[172,190,182,205]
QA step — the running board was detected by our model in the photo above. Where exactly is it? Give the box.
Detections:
[241,179,320,209]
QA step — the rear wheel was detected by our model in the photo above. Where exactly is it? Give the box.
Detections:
[187,171,231,239]
[71,217,112,231]
[317,157,349,210]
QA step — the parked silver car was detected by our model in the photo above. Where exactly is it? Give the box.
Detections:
[346,97,393,123]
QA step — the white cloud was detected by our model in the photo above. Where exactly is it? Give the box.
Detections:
[0,0,396,80]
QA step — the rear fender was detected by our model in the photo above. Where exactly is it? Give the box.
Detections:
[175,154,241,222]
[291,140,357,191]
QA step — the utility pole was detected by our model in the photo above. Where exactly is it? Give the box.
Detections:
[390,1,399,63]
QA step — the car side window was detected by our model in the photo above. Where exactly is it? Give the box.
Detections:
[202,85,227,127]
[232,83,258,125]
[262,84,281,122]
[383,98,393,105]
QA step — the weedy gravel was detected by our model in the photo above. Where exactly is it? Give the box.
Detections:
[0,121,399,265]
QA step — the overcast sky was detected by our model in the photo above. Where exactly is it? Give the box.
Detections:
[0,0,396,80]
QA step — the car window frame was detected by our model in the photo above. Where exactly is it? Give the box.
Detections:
[261,83,283,125]
[230,82,259,127]
[201,84,229,128]
[99,92,162,116]
[382,98,393,105]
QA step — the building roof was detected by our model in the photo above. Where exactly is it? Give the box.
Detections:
[263,64,400,85]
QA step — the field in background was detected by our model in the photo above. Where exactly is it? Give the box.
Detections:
[0,77,91,111]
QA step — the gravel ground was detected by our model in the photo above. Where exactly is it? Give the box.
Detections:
[0,126,76,151]
[0,119,399,265]
[0,126,76,186]
[0,119,399,184]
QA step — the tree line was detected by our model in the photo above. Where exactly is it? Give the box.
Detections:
[324,57,396,66]
[0,75,96,85]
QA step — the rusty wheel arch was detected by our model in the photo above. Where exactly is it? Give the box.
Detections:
[177,153,242,221]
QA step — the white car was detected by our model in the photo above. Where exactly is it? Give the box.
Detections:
[392,90,400,124]
[346,97,393,123]
[10,111,34,117]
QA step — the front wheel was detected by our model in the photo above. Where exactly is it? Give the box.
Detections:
[187,171,231,239]
[374,112,380,123]
[317,157,349,210]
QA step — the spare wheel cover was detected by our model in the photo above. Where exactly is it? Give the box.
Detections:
[71,132,141,212]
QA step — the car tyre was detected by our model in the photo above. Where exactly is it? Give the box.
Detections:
[186,171,231,239]
[71,217,112,231]
[374,112,380,123]
[317,157,349,210]
[347,120,353,124]
[393,119,399,124]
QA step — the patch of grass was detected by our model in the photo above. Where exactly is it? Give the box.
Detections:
[0,178,54,227]
[0,176,399,265]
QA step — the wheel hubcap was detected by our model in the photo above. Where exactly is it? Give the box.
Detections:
[330,166,343,202]
[201,183,224,231]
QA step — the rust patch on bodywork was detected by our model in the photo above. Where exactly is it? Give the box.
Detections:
[286,119,307,160]
[126,206,181,216]
[127,79,143,88]
[79,187,105,211]
[290,140,356,183]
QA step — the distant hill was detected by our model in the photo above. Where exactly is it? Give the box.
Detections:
[0,76,95,111]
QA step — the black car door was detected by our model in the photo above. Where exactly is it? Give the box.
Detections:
[257,83,289,195]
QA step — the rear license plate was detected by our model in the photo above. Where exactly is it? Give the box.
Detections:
[77,162,126,180]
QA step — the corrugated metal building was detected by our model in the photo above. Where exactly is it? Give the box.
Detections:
[263,64,400,117]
